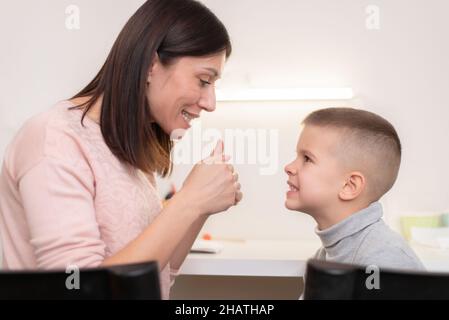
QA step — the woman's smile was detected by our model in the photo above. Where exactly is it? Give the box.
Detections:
[181,109,200,127]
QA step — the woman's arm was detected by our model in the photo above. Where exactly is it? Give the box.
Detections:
[169,215,208,270]
[101,190,199,269]
[102,141,241,269]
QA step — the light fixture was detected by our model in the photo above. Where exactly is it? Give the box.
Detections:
[216,88,354,102]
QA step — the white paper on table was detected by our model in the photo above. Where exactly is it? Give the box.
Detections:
[190,240,224,254]
[410,227,449,249]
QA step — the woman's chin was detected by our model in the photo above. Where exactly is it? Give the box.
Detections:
[167,124,190,139]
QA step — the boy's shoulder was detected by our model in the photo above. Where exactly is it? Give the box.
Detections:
[354,220,425,271]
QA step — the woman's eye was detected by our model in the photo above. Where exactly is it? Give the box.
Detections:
[200,79,211,87]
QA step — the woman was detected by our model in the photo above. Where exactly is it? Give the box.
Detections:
[0,0,242,299]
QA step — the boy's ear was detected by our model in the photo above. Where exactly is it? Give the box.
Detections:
[339,172,366,201]
[147,53,160,84]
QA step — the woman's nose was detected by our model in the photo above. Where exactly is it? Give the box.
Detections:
[198,88,216,112]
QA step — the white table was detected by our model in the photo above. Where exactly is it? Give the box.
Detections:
[179,239,449,277]
[410,243,449,272]
[180,239,319,277]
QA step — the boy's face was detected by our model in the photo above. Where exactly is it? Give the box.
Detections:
[284,125,346,215]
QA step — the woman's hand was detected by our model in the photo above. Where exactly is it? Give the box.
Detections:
[101,140,241,270]
[177,140,242,217]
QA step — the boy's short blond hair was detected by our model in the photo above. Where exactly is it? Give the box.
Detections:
[303,107,401,201]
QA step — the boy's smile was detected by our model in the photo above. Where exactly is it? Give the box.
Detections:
[287,180,299,197]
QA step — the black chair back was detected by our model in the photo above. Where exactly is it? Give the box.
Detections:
[0,261,161,300]
[304,259,449,299]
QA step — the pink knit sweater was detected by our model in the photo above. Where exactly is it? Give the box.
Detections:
[0,100,176,299]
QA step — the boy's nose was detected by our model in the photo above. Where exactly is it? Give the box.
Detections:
[285,163,297,176]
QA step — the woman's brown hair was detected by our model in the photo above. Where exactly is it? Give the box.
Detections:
[70,0,232,177]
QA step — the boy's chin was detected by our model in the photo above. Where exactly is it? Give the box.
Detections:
[285,199,304,211]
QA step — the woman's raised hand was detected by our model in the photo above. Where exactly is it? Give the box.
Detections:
[178,140,242,217]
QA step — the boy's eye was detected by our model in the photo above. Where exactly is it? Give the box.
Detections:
[304,155,312,163]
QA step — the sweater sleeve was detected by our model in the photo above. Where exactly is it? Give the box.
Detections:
[18,155,106,269]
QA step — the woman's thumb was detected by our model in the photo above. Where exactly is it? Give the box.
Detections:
[211,139,224,158]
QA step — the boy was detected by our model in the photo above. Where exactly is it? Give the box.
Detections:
[285,107,424,270]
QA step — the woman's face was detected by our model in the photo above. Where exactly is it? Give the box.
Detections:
[146,52,226,136]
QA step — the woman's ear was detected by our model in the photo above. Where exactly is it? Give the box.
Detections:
[147,53,160,84]
[339,172,366,201]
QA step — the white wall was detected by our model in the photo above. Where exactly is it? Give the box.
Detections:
[1,0,449,245]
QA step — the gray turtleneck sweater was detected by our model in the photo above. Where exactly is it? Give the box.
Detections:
[314,202,425,271]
